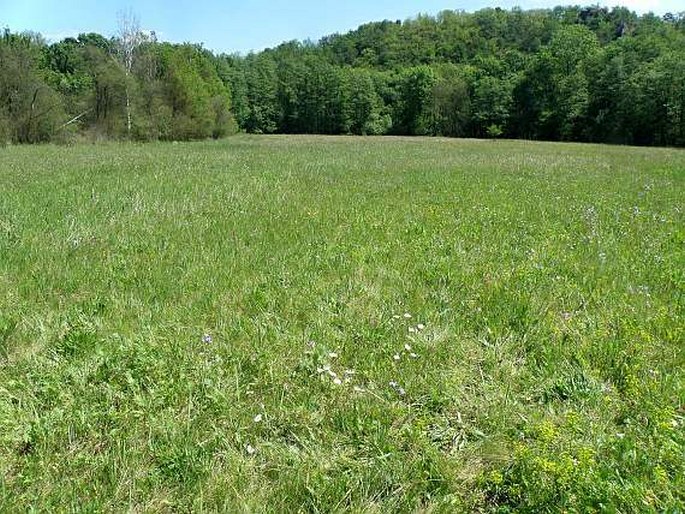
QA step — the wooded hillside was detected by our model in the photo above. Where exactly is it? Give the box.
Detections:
[2,6,684,146]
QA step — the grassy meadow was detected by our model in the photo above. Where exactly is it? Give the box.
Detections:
[1,135,683,511]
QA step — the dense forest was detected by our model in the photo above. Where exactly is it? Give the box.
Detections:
[1,6,684,146]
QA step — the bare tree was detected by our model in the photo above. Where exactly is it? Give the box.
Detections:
[117,9,143,138]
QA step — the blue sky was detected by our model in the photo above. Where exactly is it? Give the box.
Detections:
[1,0,681,54]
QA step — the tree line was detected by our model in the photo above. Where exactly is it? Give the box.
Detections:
[0,13,235,144]
[1,6,684,146]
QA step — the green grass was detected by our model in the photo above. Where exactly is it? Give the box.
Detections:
[1,135,683,512]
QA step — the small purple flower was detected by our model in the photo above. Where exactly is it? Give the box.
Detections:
[202,333,213,344]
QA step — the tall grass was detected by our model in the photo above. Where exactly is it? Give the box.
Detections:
[1,136,683,511]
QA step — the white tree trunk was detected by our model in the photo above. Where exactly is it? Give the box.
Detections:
[117,9,142,140]
[126,86,132,136]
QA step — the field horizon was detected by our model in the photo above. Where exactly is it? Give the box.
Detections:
[1,135,683,511]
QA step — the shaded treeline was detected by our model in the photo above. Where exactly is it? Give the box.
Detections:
[1,6,684,146]
[0,29,235,143]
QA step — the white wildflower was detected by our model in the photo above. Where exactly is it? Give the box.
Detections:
[389,381,406,396]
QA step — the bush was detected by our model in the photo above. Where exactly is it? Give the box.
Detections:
[486,124,504,138]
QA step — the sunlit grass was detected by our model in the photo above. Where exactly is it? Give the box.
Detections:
[1,135,683,511]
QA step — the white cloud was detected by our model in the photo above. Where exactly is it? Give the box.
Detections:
[42,27,164,44]
[594,0,683,14]
[42,29,81,42]
[504,0,683,14]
